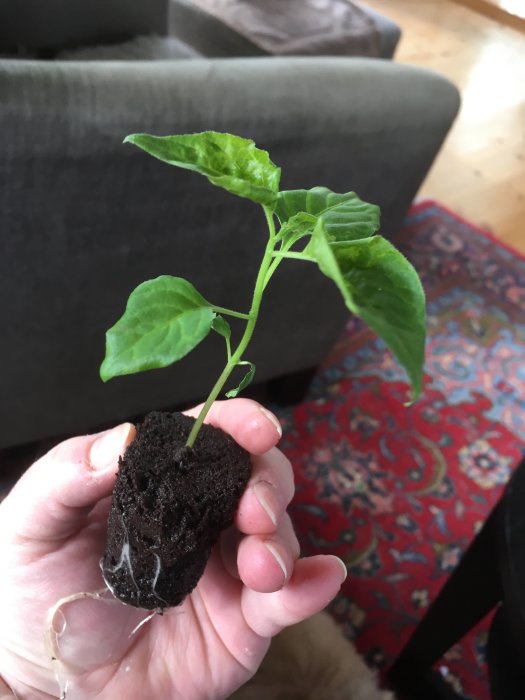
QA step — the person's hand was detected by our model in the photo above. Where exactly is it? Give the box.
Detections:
[0,399,346,700]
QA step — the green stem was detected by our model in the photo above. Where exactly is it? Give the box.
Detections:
[186,205,278,448]
[264,248,315,287]
[263,257,281,289]
[271,251,315,262]
[211,306,252,320]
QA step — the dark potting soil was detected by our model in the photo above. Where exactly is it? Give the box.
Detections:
[102,411,251,610]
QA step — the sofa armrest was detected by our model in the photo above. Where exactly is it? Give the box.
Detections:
[0,57,459,447]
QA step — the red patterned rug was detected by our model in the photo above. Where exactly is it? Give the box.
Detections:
[277,201,525,700]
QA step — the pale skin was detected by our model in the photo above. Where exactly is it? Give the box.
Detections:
[0,399,346,700]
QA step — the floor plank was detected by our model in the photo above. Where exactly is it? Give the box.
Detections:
[362,0,525,255]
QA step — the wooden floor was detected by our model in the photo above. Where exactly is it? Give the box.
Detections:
[453,0,525,33]
[362,0,525,255]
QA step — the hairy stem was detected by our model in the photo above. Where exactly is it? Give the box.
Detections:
[186,206,278,448]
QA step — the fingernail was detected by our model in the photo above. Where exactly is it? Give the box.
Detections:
[90,424,134,471]
[252,480,279,526]
[265,541,288,580]
[331,556,348,582]
[259,407,282,438]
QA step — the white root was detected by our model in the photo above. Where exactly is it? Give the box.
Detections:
[44,588,121,700]
[104,515,169,609]
[128,612,157,639]
[150,553,169,609]
[104,517,140,595]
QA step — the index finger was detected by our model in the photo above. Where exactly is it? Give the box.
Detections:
[184,398,282,455]
[235,447,295,535]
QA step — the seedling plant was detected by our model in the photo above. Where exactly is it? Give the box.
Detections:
[100,131,426,436]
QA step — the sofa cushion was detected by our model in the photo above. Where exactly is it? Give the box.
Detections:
[57,35,202,61]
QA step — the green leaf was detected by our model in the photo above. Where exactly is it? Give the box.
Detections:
[276,187,353,222]
[276,187,380,246]
[277,212,317,248]
[211,315,231,341]
[307,220,426,400]
[100,276,214,381]
[212,315,232,361]
[226,361,256,398]
[125,131,281,207]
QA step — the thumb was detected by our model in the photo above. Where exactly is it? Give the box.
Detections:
[0,423,135,543]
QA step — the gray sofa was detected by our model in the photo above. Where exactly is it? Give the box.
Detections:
[0,1,460,449]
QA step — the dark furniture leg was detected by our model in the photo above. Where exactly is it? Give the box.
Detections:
[487,606,525,700]
[393,669,469,700]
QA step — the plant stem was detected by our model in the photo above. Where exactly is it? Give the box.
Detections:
[211,306,252,320]
[186,205,278,448]
[271,251,315,262]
